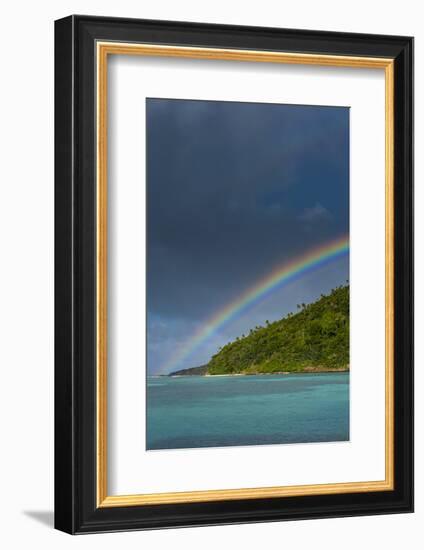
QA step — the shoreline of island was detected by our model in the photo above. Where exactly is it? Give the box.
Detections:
[163,368,349,378]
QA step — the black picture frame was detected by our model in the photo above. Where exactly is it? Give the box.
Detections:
[55,14,413,534]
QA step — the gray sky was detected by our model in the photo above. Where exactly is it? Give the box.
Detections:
[146,98,349,374]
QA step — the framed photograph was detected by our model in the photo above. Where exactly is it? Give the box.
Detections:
[55,15,413,534]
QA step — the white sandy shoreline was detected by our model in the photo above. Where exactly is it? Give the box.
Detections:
[155,369,349,378]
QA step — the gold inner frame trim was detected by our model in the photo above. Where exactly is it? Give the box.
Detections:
[96,42,395,508]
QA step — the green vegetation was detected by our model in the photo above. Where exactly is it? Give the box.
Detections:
[206,285,349,375]
[169,365,208,376]
[169,285,349,376]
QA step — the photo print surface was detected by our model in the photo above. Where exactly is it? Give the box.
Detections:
[146,98,349,451]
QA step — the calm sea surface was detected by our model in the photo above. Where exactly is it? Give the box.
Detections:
[146,373,349,450]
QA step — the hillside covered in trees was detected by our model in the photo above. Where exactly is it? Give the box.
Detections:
[170,285,349,376]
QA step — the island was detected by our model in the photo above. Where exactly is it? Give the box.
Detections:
[169,284,349,376]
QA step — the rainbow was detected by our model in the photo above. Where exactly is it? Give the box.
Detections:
[163,235,349,374]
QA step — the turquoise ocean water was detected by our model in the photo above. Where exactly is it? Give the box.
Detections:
[146,373,349,450]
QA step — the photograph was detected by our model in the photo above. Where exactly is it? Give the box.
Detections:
[0,0,418,543]
[146,98,350,450]
[51,14,413,534]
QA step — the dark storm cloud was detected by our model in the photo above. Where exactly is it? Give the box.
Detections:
[147,99,349,321]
